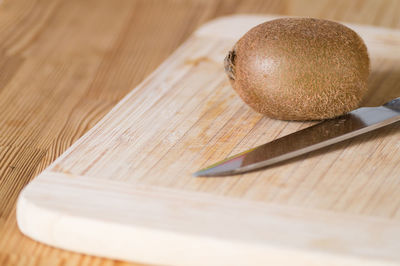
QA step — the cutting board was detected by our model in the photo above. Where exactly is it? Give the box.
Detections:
[16,15,400,265]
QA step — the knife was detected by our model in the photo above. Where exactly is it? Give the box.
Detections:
[193,97,400,177]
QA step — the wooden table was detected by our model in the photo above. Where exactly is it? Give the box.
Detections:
[1,0,399,265]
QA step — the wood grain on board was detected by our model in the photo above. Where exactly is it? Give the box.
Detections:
[1,0,400,265]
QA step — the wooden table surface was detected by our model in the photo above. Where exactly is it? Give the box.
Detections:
[0,0,399,265]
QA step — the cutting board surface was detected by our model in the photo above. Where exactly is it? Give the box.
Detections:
[17,15,400,265]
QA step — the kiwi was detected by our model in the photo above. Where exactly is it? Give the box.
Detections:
[224,18,370,121]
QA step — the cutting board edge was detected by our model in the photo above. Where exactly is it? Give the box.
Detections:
[16,171,400,266]
[194,14,400,39]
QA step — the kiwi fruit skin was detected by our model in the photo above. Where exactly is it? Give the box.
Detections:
[225,18,370,121]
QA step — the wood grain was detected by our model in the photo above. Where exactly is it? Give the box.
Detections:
[1,0,400,265]
[16,14,400,266]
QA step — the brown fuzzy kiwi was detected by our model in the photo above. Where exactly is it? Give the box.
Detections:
[224,18,370,121]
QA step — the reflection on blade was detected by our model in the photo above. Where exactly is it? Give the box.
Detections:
[193,104,400,177]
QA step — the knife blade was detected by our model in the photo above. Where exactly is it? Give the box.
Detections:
[193,97,400,177]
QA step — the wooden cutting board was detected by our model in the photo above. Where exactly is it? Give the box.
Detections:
[16,15,400,265]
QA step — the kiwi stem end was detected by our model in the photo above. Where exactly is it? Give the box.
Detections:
[224,48,236,81]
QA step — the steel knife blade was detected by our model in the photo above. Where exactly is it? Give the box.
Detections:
[193,97,400,177]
